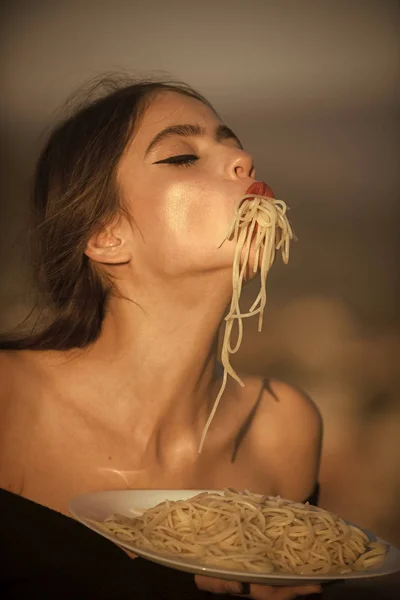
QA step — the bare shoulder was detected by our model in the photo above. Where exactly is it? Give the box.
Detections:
[0,348,51,421]
[0,350,24,411]
[263,379,322,433]
[0,351,24,489]
[0,349,37,431]
[240,376,323,502]
[0,349,42,491]
[239,376,322,437]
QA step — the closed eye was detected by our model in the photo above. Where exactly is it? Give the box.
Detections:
[153,154,199,167]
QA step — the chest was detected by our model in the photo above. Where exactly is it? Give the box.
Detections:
[11,412,276,517]
[20,436,273,511]
[6,377,279,514]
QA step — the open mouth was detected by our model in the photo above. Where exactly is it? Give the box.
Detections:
[222,181,276,248]
[246,181,274,198]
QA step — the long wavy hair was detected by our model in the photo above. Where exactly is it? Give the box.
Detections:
[0,77,213,350]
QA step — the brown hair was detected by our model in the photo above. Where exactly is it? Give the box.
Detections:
[0,77,214,350]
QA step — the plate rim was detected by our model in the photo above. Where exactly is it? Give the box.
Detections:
[69,488,400,584]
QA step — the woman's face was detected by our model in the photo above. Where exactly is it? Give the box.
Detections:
[117,91,255,278]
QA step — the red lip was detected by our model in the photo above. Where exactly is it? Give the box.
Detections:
[246,181,274,198]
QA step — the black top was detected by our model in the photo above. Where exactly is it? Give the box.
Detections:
[1,485,319,600]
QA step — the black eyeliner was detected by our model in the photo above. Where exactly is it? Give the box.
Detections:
[153,154,198,165]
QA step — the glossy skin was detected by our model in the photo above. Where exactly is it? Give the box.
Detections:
[0,92,322,599]
[116,96,253,275]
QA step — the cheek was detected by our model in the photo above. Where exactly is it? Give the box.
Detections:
[126,182,198,253]
[162,182,194,236]
[161,180,230,242]
[126,175,238,274]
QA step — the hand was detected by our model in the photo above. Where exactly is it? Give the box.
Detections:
[195,575,322,599]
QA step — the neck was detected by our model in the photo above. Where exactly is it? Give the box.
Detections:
[67,270,233,452]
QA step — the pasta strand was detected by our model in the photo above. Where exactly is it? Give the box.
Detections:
[198,195,293,453]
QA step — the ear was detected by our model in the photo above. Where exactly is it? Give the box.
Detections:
[85,215,132,265]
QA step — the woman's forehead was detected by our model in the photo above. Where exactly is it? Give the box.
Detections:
[135,91,220,143]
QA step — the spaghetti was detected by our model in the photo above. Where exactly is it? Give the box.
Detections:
[198,191,293,453]
[88,489,386,575]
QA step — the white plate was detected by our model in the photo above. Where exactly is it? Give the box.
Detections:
[69,489,400,586]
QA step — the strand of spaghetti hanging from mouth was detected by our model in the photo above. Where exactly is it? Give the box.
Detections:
[198,182,293,453]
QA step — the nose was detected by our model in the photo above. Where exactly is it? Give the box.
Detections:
[229,150,255,180]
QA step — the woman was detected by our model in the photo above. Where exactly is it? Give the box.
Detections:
[0,78,323,599]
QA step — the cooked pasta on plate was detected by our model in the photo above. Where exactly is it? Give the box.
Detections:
[70,489,400,585]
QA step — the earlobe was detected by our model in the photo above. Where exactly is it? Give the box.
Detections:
[85,221,132,265]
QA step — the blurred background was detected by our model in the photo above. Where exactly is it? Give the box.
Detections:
[1,0,399,544]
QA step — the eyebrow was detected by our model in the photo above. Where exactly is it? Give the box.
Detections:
[144,123,243,156]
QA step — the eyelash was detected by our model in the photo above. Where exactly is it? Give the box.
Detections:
[155,154,199,167]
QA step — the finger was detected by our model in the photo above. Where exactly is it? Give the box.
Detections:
[235,583,322,599]
[195,577,322,599]
[194,574,243,595]
[116,544,137,559]
[292,585,322,596]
